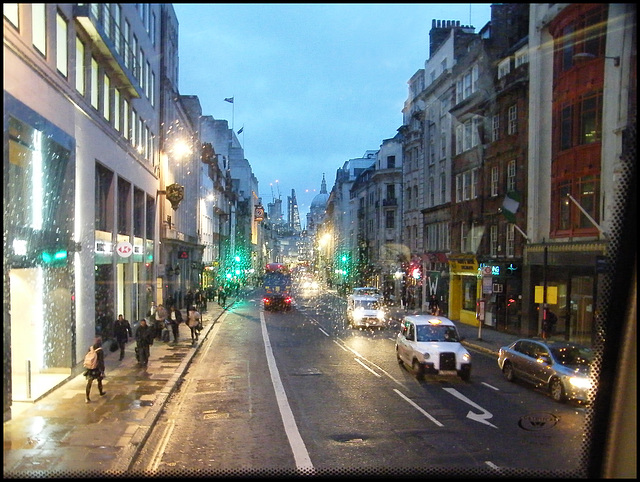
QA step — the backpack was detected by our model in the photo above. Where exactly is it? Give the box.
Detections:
[83,346,101,370]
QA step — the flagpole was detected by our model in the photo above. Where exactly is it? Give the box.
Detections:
[232,95,235,130]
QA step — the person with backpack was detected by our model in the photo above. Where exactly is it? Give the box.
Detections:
[83,337,106,403]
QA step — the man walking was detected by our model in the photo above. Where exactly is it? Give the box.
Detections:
[135,319,154,367]
[113,314,132,361]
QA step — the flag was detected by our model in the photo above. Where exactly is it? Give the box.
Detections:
[237,126,243,134]
[500,191,521,223]
[224,97,234,103]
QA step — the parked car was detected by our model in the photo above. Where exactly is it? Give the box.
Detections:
[395,315,471,381]
[497,338,593,403]
[346,295,387,329]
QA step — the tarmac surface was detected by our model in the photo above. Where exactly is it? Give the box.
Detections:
[3,293,522,479]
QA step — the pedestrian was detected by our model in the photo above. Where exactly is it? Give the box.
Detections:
[429,295,440,315]
[187,305,201,343]
[84,337,106,403]
[154,303,168,340]
[218,285,227,307]
[135,318,154,366]
[168,305,182,343]
[185,290,194,312]
[542,309,558,339]
[113,314,133,361]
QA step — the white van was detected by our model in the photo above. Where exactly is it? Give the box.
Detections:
[346,295,386,329]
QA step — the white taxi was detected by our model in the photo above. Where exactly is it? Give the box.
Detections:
[395,315,471,381]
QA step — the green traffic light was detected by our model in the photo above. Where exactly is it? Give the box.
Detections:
[235,255,241,262]
[41,250,68,264]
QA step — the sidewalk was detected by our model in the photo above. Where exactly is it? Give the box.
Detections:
[3,299,233,478]
[4,297,519,478]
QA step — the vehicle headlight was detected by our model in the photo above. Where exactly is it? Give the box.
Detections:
[569,376,592,390]
[354,308,364,320]
[423,352,431,360]
[377,311,385,321]
[462,353,471,363]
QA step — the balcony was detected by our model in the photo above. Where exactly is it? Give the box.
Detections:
[382,198,398,207]
[74,4,141,98]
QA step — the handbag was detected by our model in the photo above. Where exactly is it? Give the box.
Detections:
[109,339,119,352]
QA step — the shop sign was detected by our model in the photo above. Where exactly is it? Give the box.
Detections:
[115,241,133,258]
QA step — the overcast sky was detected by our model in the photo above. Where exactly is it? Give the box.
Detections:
[173,3,492,227]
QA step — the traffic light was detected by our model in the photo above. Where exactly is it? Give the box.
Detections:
[41,248,68,266]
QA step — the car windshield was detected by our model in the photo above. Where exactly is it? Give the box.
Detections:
[550,345,593,367]
[416,324,460,342]
[355,300,380,310]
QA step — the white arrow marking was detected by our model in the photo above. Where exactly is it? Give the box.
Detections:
[442,387,497,428]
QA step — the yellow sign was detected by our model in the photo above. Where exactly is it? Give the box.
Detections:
[535,286,558,304]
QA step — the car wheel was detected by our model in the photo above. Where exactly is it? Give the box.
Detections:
[550,377,567,403]
[412,360,424,380]
[503,362,515,382]
[459,367,471,382]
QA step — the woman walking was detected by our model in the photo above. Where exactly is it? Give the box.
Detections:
[84,337,106,403]
[187,305,201,343]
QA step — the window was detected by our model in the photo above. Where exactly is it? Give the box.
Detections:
[490,224,498,256]
[492,114,500,142]
[507,160,516,192]
[439,172,446,204]
[580,94,601,144]
[463,173,471,201]
[506,224,515,257]
[386,184,394,200]
[95,164,114,232]
[114,89,120,132]
[440,131,446,159]
[56,12,67,76]
[428,177,435,207]
[4,3,19,28]
[491,166,499,197]
[385,210,395,229]
[117,178,131,235]
[32,3,46,56]
[103,73,111,122]
[123,98,130,140]
[90,57,99,109]
[508,104,518,135]
[387,155,395,169]
[515,46,529,67]
[114,4,122,55]
[498,58,510,79]
[75,37,85,95]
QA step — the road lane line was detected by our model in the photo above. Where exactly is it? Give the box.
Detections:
[393,388,444,427]
[354,357,381,377]
[260,310,314,472]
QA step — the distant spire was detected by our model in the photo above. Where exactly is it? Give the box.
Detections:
[320,173,327,194]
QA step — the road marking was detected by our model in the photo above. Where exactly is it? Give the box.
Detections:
[317,326,330,337]
[482,381,500,391]
[260,310,314,471]
[442,387,497,428]
[393,388,444,427]
[354,357,381,377]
